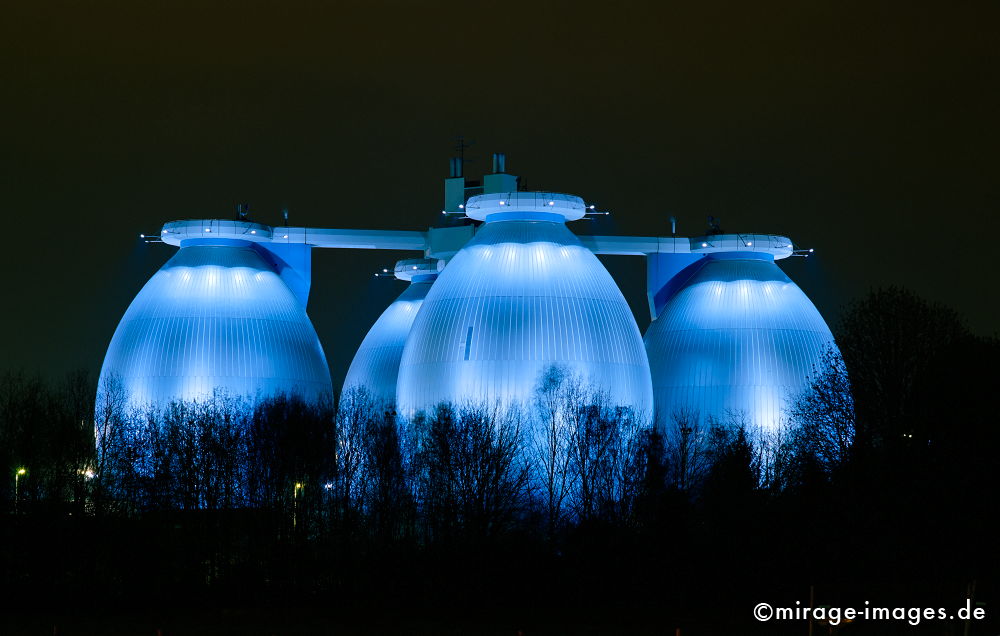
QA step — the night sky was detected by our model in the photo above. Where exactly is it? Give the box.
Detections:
[2,0,997,386]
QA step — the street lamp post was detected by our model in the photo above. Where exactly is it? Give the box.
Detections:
[293,482,304,530]
[14,468,26,514]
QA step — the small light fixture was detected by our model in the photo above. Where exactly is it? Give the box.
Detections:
[589,205,595,210]
[383,268,388,273]
[702,242,708,247]
[548,201,554,206]
[412,266,417,270]
[459,204,464,209]
[205,228,211,232]
[283,234,288,239]
[250,230,256,234]
[139,234,145,239]
[809,248,814,253]
[499,201,505,205]
[746,241,752,246]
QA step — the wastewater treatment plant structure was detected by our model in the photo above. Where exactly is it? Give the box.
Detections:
[98,155,836,433]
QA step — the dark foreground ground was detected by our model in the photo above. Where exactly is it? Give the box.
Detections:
[5,603,997,636]
[3,511,996,636]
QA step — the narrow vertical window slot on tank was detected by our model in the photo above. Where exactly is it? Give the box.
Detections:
[464,326,474,361]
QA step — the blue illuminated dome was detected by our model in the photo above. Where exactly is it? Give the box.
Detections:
[99,237,333,410]
[396,192,653,416]
[343,259,440,403]
[645,251,836,431]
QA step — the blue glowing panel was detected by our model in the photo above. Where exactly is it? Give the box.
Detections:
[99,240,333,409]
[343,279,432,402]
[645,254,836,431]
[397,217,653,416]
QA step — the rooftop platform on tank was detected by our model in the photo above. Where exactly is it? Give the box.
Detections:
[159,219,796,259]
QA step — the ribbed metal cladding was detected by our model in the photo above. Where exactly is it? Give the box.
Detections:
[644,254,836,431]
[396,218,653,417]
[343,279,433,402]
[98,242,333,410]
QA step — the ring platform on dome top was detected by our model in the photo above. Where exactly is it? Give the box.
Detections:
[464,192,587,222]
[394,258,442,281]
[689,234,795,260]
[160,219,274,246]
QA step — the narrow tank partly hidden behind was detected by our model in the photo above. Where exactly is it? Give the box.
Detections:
[396,192,653,418]
[342,258,441,403]
[644,238,836,432]
[98,222,333,413]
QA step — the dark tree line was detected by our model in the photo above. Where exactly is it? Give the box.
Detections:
[87,379,655,544]
[0,370,94,514]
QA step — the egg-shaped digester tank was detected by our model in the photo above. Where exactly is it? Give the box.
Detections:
[396,192,653,417]
[645,248,836,431]
[98,233,333,411]
[343,258,440,403]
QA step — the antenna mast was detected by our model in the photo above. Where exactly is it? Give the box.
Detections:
[455,135,472,170]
